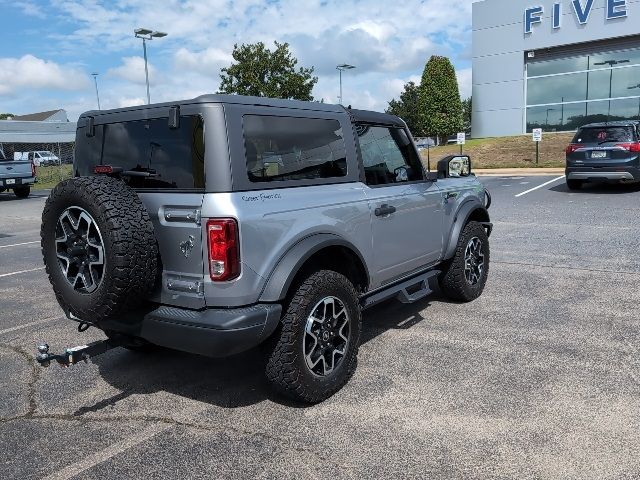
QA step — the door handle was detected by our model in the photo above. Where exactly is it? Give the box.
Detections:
[375,204,397,217]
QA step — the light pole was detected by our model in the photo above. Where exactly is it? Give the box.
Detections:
[336,64,355,105]
[91,73,101,110]
[629,84,640,120]
[594,58,629,119]
[134,28,168,104]
[545,108,556,129]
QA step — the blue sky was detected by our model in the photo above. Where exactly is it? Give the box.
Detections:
[0,0,472,120]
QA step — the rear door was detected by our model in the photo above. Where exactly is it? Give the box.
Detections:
[357,124,443,285]
[77,110,207,309]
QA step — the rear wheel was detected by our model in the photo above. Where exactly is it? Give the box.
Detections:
[14,186,30,198]
[566,179,583,190]
[265,270,361,403]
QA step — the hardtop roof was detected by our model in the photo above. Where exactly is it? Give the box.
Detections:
[77,94,406,127]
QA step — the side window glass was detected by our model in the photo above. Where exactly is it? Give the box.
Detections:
[356,125,424,186]
[243,115,347,183]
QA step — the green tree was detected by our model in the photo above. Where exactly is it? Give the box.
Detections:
[419,56,463,143]
[462,97,472,133]
[0,113,14,120]
[386,81,423,136]
[218,41,318,101]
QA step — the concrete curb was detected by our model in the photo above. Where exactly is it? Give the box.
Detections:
[475,168,564,176]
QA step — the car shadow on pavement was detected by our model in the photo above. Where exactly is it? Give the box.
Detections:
[81,296,438,411]
[550,182,640,194]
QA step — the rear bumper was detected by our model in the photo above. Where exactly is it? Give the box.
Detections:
[102,303,282,358]
[565,166,640,182]
[0,176,35,188]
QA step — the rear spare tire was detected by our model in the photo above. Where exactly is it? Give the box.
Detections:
[41,176,158,323]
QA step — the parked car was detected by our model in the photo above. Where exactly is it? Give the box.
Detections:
[415,137,436,150]
[0,150,36,198]
[14,150,60,166]
[565,121,640,190]
[38,95,492,403]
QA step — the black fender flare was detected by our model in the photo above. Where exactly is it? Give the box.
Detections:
[259,233,370,303]
[443,200,492,260]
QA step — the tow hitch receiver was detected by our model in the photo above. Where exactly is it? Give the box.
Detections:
[36,340,120,368]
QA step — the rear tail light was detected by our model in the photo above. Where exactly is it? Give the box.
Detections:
[615,142,640,152]
[565,144,580,154]
[94,165,114,174]
[207,219,240,281]
[31,161,36,177]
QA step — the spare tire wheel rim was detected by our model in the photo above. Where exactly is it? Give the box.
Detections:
[464,236,485,286]
[55,206,105,294]
[303,296,350,377]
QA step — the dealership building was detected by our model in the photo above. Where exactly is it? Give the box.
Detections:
[472,0,640,137]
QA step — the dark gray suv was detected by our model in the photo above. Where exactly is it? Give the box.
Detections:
[565,121,640,190]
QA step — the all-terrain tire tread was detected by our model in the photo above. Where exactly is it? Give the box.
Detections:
[41,176,158,322]
[265,270,361,403]
[440,221,490,302]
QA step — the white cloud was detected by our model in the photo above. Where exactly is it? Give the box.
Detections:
[0,55,89,95]
[174,47,233,77]
[456,68,472,99]
[107,56,158,85]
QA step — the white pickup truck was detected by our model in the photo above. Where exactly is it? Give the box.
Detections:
[0,150,35,198]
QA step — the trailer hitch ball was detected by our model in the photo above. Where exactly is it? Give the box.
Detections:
[37,344,51,367]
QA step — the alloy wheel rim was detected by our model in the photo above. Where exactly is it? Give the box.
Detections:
[303,296,350,377]
[464,236,485,286]
[55,206,105,294]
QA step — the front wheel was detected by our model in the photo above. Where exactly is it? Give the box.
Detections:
[14,186,30,198]
[265,270,361,403]
[440,221,490,302]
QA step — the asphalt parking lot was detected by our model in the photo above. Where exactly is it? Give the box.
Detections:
[1,177,639,479]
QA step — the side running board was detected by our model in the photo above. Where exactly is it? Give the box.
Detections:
[361,270,440,310]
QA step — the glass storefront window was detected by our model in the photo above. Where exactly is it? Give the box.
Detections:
[527,55,589,77]
[590,48,640,69]
[527,72,588,105]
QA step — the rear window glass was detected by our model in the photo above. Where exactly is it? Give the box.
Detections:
[243,115,347,182]
[76,116,205,189]
[573,126,635,144]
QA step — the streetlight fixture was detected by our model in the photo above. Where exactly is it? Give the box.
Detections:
[594,58,629,119]
[91,73,101,110]
[336,64,355,105]
[134,28,168,104]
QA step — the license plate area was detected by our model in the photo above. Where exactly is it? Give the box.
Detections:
[591,151,607,159]
[5,179,15,185]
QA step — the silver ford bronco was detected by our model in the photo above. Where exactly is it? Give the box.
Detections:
[38,95,492,403]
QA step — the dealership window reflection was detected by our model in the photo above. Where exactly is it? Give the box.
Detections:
[526,47,640,132]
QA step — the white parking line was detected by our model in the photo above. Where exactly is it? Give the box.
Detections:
[0,315,62,336]
[0,240,40,249]
[45,423,173,480]
[0,267,45,278]
[515,175,565,197]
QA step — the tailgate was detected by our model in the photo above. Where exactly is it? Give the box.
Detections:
[138,192,206,309]
[0,161,32,180]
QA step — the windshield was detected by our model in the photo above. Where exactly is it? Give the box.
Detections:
[572,126,635,144]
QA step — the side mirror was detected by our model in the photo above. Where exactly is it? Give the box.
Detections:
[437,155,471,178]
